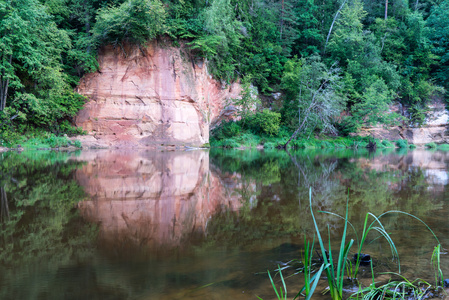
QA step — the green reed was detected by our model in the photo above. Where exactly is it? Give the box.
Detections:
[309,188,354,300]
[262,188,443,300]
[431,244,443,288]
[258,265,287,300]
[295,236,327,300]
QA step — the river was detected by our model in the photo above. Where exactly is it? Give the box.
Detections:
[0,148,448,299]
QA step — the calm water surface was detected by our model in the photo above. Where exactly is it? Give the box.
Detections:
[1,148,448,299]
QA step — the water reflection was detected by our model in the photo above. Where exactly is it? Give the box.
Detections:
[75,150,242,254]
[207,148,449,299]
[0,151,96,300]
[1,149,448,299]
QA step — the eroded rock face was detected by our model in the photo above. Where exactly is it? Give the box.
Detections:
[75,150,241,251]
[75,41,241,148]
[358,99,449,145]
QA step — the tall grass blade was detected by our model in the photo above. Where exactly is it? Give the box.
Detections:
[267,269,282,299]
[305,263,327,300]
[431,244,443,287]
[266,265,288,300]
[377,210,440,244]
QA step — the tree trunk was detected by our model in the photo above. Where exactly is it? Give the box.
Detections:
[0,78,9,111]
[283,77,329,148]
[324,0,348,52]
[385,0,388,20]
[0,54,13,111]
[279,0,285,44]
[0,186,9,222]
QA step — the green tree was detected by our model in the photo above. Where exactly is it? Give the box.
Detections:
[351,77,401,128]
[292,0,323,56]
[326,0,367,64]
[0,0,70,111]
[281,55,345,147]
[231,76,260,124]
[399,11,442,123]
[189,0,243,82]
[0,0,85,133]
[427,0,449,90]
[92,0,166,47]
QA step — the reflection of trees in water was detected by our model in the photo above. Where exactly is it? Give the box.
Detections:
[207,149,446,251]
[0,151,98,300]
[0,186,8,222]
[207,150,348,245]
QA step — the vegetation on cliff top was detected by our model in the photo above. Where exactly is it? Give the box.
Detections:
[1,0,449,146]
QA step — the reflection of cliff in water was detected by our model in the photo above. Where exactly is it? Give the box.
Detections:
[353,150,449,190]
[75,150,242,252]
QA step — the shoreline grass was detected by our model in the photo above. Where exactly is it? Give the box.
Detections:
[261,188,444,300]
[1,133,82,150]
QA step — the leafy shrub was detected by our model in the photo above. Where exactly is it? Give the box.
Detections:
[381,140,395,148]
[71,140,82,148]
[44,134,70,148]
[336,116,359,136]
[277,126,291,138]
[92,0,166,46]
[57,120,85,136]
[211,121,242,139]
[395,139,408,148]
[320,141,332,148]
[426,142,437,149]
[246,109,281,136]
[437,144,449,151]
[263,142,277,149]
[220,138,240,148]
[235,133,260,147]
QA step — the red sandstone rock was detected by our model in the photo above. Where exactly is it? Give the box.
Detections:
[75,41,241,148]
[75,150,242,251]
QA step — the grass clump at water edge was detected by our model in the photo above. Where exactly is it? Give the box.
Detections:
[260,188,444,300]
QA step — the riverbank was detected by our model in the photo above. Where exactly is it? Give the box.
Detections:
[0,132,82,151]
[211,133,449,151]
[4,133,449,152]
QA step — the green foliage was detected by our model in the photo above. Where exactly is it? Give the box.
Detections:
[44,134,70,148]
[381,139,395,148]
[437,143,449,151]
[92,0,166,46]
[326,0,368,64]
[188,0,243,81]
[211,121,242,140]
[0,0,87,137]
[232,76,260,124]
[425,142,437,148]
[292,0,323,56]
[335,116,358,136]
[428,1,449,89]
[281,55,345,140]
[351,78,402,128]
[246,109,281,136]
[395,139,408,148]
[1,0,449,137]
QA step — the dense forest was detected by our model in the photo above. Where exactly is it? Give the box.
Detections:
[1,0,449,144]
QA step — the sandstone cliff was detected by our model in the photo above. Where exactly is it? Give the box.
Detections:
[75,41,241,148]
[358,100,449,145]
